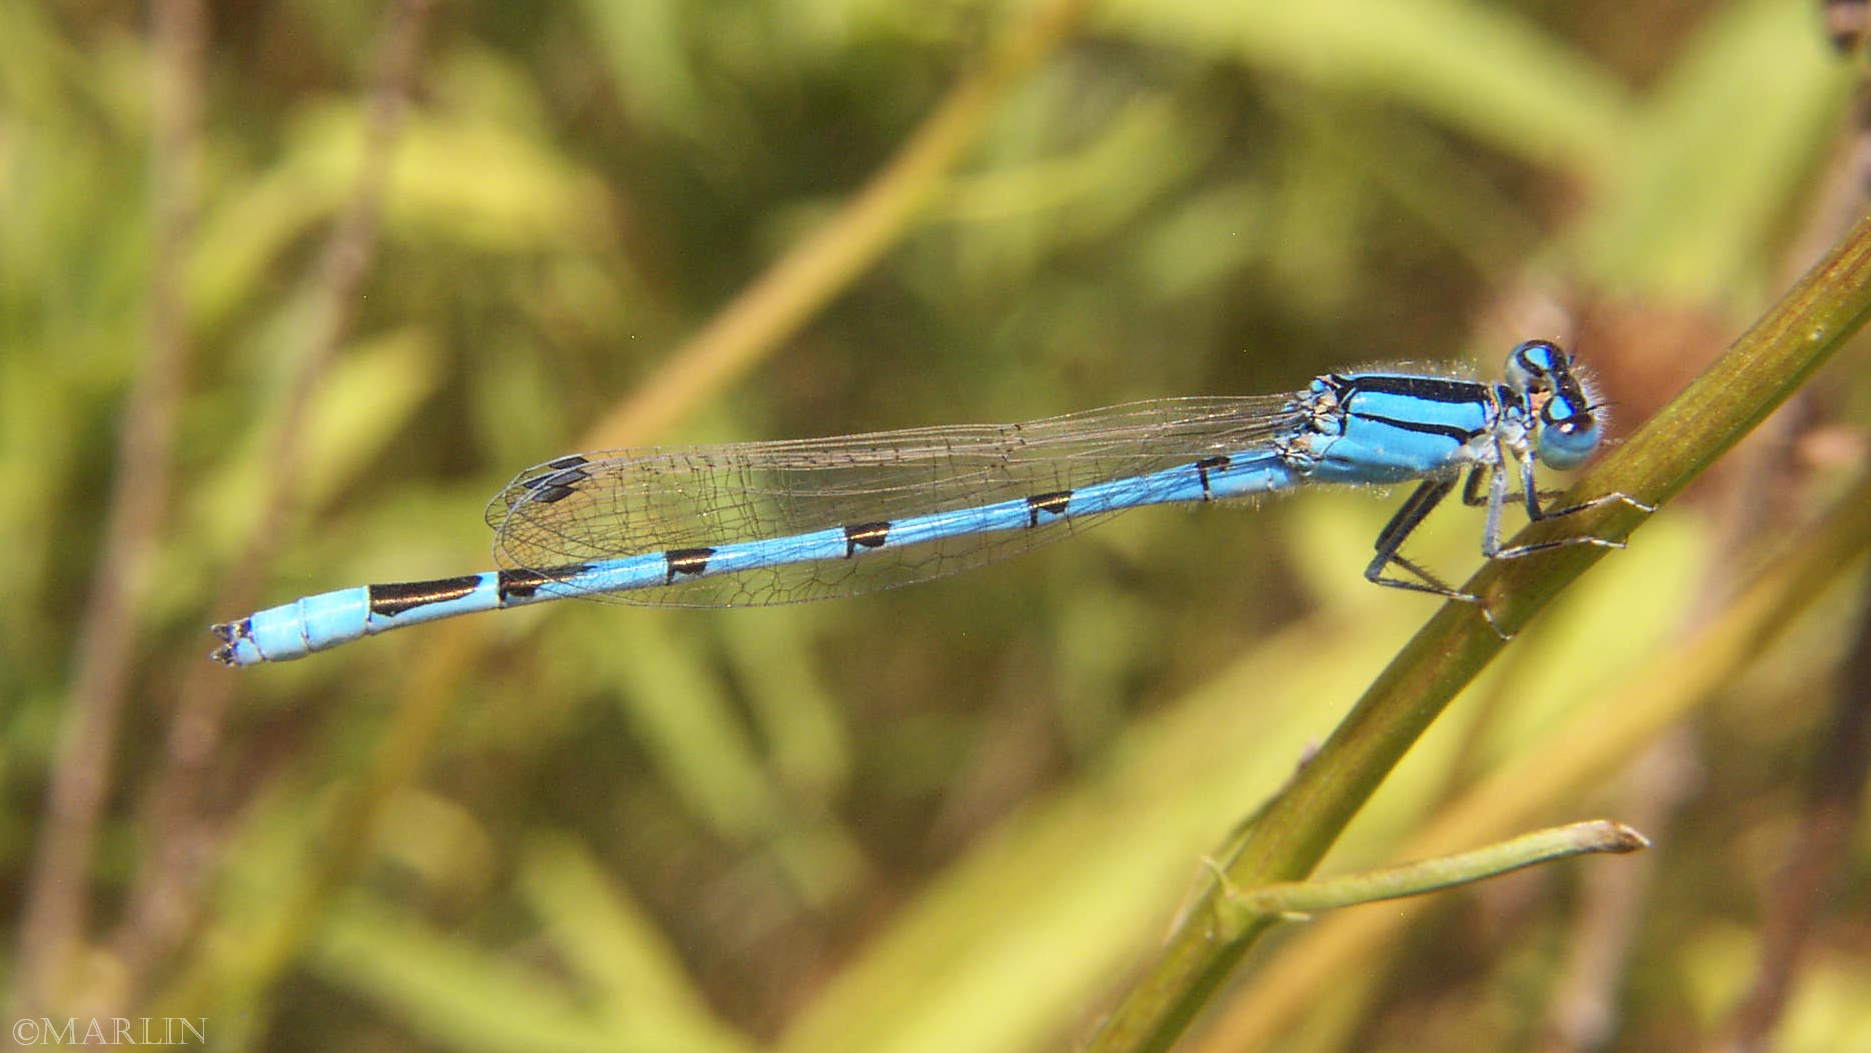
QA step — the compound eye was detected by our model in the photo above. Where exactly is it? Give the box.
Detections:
[1536,397,1603,469]
[1509,339,1566,393]
[1517,339,1561,369]
[1542,400,1584,431]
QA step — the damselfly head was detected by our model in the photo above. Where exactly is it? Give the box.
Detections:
[1510,340,1606,469]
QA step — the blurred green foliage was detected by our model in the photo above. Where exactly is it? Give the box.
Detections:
[3,0,1869,1050]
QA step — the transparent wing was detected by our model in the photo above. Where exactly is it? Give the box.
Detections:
[485,394,1301,606]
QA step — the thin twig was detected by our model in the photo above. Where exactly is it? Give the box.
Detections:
[11,0,205,1020]
[110,0,436,1003]
[1211,821,1646,933]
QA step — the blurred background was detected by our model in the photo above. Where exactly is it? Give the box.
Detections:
[4,0,1871,1049]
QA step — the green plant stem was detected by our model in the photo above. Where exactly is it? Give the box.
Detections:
[1196,463,1871,1050]
[1086,212,1871,1053]
[1210,821,1646,937]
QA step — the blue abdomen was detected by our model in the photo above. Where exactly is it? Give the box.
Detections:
[1304,373,1493,483]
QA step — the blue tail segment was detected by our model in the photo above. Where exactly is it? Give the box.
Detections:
[212,341,1637,666]
[209,452,1298,665]
[213,569,561,666]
